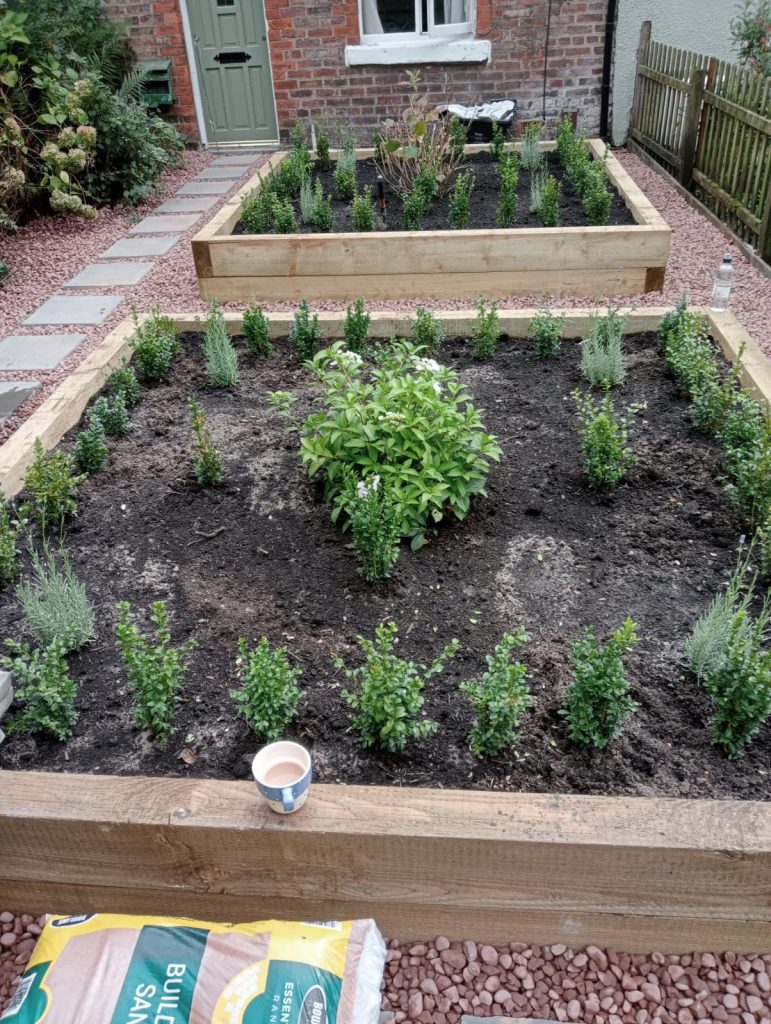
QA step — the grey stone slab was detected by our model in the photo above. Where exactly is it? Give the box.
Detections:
[100,235,180,259]
[210,154,260,166]
[177,180,231,196]
[0,380,39,423]
[64,262,153,288]
[0,333,86,370]
[154,196,219,214]
[23,294,123,326]
[378,1015,395,1024]
[195,165,246,180]
[129,214,200,234]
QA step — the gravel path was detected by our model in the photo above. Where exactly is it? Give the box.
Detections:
[1,916,769,1022]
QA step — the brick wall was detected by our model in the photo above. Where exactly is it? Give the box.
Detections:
[102,0,607,145]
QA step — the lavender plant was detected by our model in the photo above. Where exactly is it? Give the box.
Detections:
[203,299,239,388]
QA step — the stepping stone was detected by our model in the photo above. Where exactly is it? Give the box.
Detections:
[64,262,153,288]
[177,180,231,196]
[23,294,123,326]
[195,165,246,180]
[0,333,86,370]
[100,235,180,259]
[154,196,219,214]
[129,214,200,234]
[210,154,260,166]
[0,380,39,423]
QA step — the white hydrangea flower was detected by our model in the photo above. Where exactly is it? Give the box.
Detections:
[432,380,442,395]
[414,356,442,374]
[356,481,369,499]
[371,474,380,491]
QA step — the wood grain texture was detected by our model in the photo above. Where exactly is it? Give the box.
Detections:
[1,772,769,952]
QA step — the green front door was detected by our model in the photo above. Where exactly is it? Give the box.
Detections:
[186,0,278,145]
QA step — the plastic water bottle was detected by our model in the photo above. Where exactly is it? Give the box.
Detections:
[710,253,734,312]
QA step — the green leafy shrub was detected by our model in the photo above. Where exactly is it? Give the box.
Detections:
[297,341,501,545]
[272,194,298,234]
[1,636,77,741]
[447,115,467,158]
[583,160,612,224]
[316,130,332,169]
[336,621,458,751]
[489,121,505,161]
[659,308,718,401]
[537,174,561,226]
[401,187,426,230]
[73,416,107,477]
[23,439,84,531]
[460,629,533,757]
[16,544,95,652]
[412,307,444,355]
[115,600,197,744]
[580,309,627,388]
[351,186,375,231]
[495,154,519,228]
[106,363,139,409]
[690,353,745,436]
[232,636,302,741]
[289,300,324,362]
[759,508,771,580]
[685,548,756,682]
[311,180,333,232]
[187,396,223,486]
[243,304,272,359]
[241,180,276,233]
[529,300,565,358]
[130,307,179,384]
[520,121,542,171]
[472,297,500,360]
[345,474,401,582]
[0,494,21,588]
[448,170,474,230]
[731,0,771,75]
[89,393,130,437]
[562,618,639,748]
[573,390,639,488]
[0,260,10,285]
[343,298,370,354]
[414,166,439,207]
[203,299,239,388]
[334,166,356,202]
[721,413,771,528]
[272,150,309,199]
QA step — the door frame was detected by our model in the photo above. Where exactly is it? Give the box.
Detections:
[178,0,280,148]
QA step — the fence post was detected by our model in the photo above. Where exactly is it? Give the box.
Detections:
[759,188,771,265]
[680,65,708,189]
[629,20,652,137]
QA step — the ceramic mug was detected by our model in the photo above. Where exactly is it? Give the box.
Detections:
[252,741,312,814]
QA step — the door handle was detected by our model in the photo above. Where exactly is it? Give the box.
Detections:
[213,51,252,64]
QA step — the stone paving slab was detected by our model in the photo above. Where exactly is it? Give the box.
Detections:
[100,235,180,259]
[0,380,39,423]
[64,262,153,288]
[195,165,246,180]
[0,333,86,370]
[154,196,219,214]
[210,154,261,166]
[177,180,231,196]
[23,294,123,326]
[129,214,200,234]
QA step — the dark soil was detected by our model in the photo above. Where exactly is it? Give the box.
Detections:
[232,152,636,234]
[0,331,768,799]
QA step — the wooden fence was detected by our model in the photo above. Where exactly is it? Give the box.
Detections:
[629,22,771,264]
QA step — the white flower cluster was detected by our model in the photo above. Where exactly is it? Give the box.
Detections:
[356,474,380,499]
[414,357,442,374]
[330,349,364,370]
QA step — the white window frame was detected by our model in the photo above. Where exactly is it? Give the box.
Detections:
[348,0,488,65]
[358,0,475,43]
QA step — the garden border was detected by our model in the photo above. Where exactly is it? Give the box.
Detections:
[190,141,673,302]
[0,307,769,953]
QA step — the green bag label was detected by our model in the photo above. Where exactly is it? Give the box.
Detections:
[243,961,341,1024]
[109,926,208,1024]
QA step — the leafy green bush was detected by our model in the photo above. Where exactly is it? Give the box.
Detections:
[232,636,302,742]
[272,149,309,198]
[583,161,612,224]
[562,618,639,748]
[272,194,297,233]
[289,299,324,362]
[721,412,771,528]
[16,544,95,652]
[73,416,107,477]
[537,174,561,226]
[529,300,565,358]
[489,121,505,161]
[345,474,401,582]
[241,181,275,233]
[472,297,500,360]
[334,166,356,202]
[460,629,534,757]
[580,309,627,388]
[203,299,238,388]
[23,438,84,531]
[401,187,426,230]
[447,115,467,158]
[573,390,639,488]
[116,600,197,744]
[343,298,370,354]
[316,130,332,169]
[449,170,474,230]
[242,304,272,359]
[0,493,21,588]
[659,308,715,396]
[187,396,223,486]
[731,0,771,75]
[89,393,130,437]
[106,363,139,409]
[298,341,501,546]
[336,621,458,751]
[412,307,444,355]
[351,186,375,231]
[1,636,77,741]
[130,307,179,383]
[495,154,519,228]
[414,166,439,207]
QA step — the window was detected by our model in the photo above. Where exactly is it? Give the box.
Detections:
[348,0,489,65]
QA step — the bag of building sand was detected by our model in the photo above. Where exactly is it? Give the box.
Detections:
[0,914,386,1024]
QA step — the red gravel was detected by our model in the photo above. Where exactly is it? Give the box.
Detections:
[1,916,769,1023]
[1,147,769,447]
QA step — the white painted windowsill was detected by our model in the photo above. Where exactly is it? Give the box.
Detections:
[345,37,491,66]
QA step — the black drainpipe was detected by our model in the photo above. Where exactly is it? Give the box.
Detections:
[599,0,618,141]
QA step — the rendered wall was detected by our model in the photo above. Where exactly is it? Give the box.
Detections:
[612,2,736,146]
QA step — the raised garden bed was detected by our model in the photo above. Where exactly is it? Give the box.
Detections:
[0,308,769,953]
[192,142,672,302]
